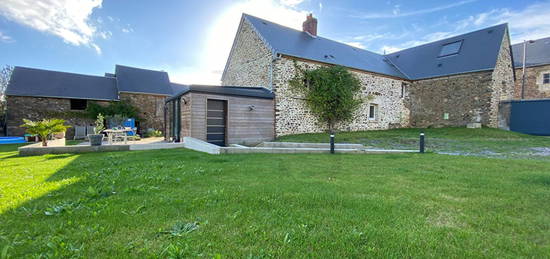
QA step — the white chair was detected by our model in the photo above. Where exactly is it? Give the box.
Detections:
[74,126,86,140]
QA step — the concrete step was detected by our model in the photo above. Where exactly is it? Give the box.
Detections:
[258,142,365,149]
[220,147,362,154]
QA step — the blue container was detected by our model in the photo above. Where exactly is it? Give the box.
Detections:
[0,137,27,144]
[123,118,136,136]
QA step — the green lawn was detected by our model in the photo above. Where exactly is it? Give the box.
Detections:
[1,137,550,258]
[277,127,550,160]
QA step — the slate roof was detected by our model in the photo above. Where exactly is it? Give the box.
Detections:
[242,14,406,78]
[386,24,508,80]
[241,14,509,81]
[167,84,274,102]
[6,66,118,101]
[511,36,550,68]
[115,65,173,96]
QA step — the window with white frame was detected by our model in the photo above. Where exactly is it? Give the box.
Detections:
[543,73,550,84]
[368,104,378,120]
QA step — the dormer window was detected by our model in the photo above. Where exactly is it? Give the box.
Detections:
[438,40,463,57]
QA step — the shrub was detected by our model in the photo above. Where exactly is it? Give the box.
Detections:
[20,119,71,146]
[289,64,362,133]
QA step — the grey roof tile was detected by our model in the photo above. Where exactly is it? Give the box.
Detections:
[6,66,118,101]
[244,14,508,81]
[115,65,173,95]
[512,36,550,67]
[243,14,406,79]
[385,24,508,80]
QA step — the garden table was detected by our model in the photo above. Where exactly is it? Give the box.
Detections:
[103,129,131,145]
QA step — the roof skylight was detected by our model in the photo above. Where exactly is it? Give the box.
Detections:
[438,40,463,57]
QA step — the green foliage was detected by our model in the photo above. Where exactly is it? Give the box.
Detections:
[20,118,71,146]
[94,114,105,134]
[106,114,126,128]
[289,63,362,132]
[143,129,163,138]
[86,101,140,120]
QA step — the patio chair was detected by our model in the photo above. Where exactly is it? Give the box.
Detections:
[74,126,86,140]
[86,126,96,136]
[125,127,138,141]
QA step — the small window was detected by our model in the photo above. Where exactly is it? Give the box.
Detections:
[544,73,550,84]
[70,99,87,110]
[368,104,378,120]
[439,40,463,57]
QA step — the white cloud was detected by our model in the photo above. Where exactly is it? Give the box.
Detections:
[456,2,550,44]
[319,2,323,12]
[355,0,476,19]
[280,0,304,7]
[0,31,14,43]
[380,45,402,54]
[0,0,104,53]
[171,0,309,85]
[340,41,365,49]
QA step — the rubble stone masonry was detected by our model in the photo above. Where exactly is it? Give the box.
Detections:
[221,18,273,88]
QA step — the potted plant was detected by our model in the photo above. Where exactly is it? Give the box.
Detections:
[88,113,105,146]
[20,119,71,147]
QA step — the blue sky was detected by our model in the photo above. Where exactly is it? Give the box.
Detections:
[0,0,549,84]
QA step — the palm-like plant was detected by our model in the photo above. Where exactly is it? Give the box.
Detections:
[20,119,71,146]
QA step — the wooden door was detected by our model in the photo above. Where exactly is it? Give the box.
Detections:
[206,99,227,146]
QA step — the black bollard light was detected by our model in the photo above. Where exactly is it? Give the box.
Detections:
[419,131,425,153]
[330,133,335,154]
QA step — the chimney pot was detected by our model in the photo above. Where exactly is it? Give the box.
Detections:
[302,13,317,36]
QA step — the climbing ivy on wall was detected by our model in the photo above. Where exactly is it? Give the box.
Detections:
[86,101,140,120]
[289,63,362,133]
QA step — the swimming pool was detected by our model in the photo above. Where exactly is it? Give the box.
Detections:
[0,137,27,144]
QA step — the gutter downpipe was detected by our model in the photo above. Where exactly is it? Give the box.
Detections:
[521,40,526,99]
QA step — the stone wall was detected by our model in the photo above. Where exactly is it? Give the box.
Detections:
[272,57,410,136]
[221,18,273,88]
[119,92,167,134]
[408,33,514,128]
[513,64,550,99]
[408,71,494,127]
[5,96,108,138]
[488,31,515,127]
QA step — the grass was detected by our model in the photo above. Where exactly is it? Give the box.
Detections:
[1,138,550,258]
[276,127,550,160]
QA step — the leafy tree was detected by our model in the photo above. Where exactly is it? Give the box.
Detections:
[0,65,14,132]
[20,119,71,146]
[94,113,105,134]
[289,64,362,133]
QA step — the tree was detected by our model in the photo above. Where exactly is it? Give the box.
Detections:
[289,64,362,133]
[20,119,71,146]
[0,65,13,133]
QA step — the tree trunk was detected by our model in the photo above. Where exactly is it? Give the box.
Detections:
[41,136,47,147]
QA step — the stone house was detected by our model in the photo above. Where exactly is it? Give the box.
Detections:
[511,37,550,99]
[5,65,172,138]
[222,14,516,137]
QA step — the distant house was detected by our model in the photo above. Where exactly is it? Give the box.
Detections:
[222,13,515,136]
[6,65,172,138]
[512,37,550,99]
[5,65,275,144]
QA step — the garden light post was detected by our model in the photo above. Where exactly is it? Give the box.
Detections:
[330,132,335,154]
[419,131,425,153]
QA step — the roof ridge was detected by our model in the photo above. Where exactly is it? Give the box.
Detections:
[14,66,113,80]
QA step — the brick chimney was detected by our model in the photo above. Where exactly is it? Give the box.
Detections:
[302,13,317,36]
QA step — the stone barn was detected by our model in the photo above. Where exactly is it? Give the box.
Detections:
[222,14,515,136]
